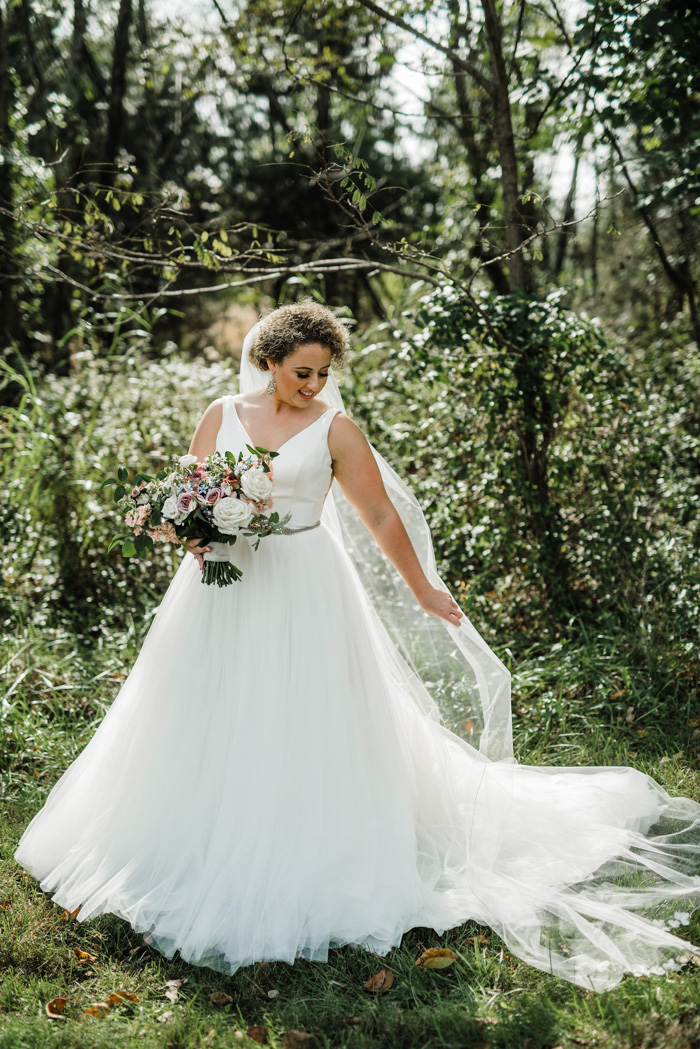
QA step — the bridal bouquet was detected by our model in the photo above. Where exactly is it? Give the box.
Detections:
[102,447,291,586]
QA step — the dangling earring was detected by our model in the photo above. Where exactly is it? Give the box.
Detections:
[266,373,277,395]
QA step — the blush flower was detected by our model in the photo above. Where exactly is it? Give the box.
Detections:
[205,487,224,505]
[176,491,197,515]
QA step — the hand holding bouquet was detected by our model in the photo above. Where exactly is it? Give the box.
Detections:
[102,446,291,586]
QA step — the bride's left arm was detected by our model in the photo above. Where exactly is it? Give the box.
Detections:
[329,414,463,627]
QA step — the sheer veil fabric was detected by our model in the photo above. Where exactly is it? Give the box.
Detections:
[240,323,700,990]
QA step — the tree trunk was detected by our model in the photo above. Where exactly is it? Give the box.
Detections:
[101,0,133,183]
[0,0,18,350]
[479,0,527,292]
[446,0,507,292]
[136,0,156,189]
[554,140,582,279]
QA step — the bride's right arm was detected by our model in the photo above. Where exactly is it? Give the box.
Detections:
[184,399,223,568]
[188,398,223,460]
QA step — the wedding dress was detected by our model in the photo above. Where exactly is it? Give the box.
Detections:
[14,332,700,992]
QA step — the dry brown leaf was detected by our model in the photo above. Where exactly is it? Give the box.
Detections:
[84,1001,112,1017]
[0,901,11,910]
[364,968,394,993]
[203,1030,216,1047]
[246,1025,268,1043]
[61,906,80,920]
[625,705,635,723]
[209,991,234,1007]
[467,935,490,946]
[164,978,187,1002]
[158,1010,175,1023]
[72,947,97,964]
[609,688,626,701]
[415,947,458,969]
[45,996,68,1020]
[689,718,700,727]
[109,990,139,1004]
[282,1032,313,1049]
[475,1017,499,1025]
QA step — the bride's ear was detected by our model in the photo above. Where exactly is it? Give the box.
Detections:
[265,359,275,374]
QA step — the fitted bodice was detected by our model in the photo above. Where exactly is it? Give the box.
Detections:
[216,395,339,528]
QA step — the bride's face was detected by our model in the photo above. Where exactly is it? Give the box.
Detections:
[269,343,332,408]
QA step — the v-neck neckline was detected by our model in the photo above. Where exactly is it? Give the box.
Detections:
[230,398,332,455]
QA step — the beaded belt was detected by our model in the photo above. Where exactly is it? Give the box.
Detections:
[277,520,321,535]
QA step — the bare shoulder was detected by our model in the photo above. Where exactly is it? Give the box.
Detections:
[197,397,223,429]
[328,411,370,454]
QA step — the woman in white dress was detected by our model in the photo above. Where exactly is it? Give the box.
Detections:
[14,301,700,992]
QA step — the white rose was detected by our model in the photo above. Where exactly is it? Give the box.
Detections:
[162,495,179,520]
[212,495,253,534]
[162,494,188,524]
[179,453,198,468]
[240,466,273,503]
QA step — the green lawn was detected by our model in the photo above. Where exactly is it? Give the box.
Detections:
[2,623,700,1049]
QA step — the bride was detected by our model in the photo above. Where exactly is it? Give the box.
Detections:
[14,301,700,992]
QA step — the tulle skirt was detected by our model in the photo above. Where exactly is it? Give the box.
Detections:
[14,525,700,990]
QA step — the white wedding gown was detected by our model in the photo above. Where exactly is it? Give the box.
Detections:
[14,394,700,992]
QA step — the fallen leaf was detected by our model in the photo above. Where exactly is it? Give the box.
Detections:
[609,688,626,701]
[0,901,11,910]
[625,705,635,723]
[416,947,458,969]
[246,1025,268,1043]
[467,935,490,946]
[344,1016,362,1027]
[165,978,186,1002]
[282,1032,313,1049]
[209,991,233,1007]
[689,718,700,727]
[84,1001,112,1017]
[267,989,280,999]
[61,906,81,920]
[475,1017,499,1025]
[72,947,97,964]
[46,996,68,1020]
[364,968,394,993]
[203,1031,216,1047]
[158,1010,174,1023]
[109,990,139,1004]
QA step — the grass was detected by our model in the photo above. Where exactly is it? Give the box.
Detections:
[2,621,700,1049]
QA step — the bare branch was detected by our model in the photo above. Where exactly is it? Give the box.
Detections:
[351,0,494,97]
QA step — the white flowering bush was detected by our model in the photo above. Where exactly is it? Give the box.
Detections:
[0,345,236,625]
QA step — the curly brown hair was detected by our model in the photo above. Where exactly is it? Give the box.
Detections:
[248,301,349,372]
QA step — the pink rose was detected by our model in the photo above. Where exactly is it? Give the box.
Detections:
[176,490,197,515]
[205,487,224,505]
